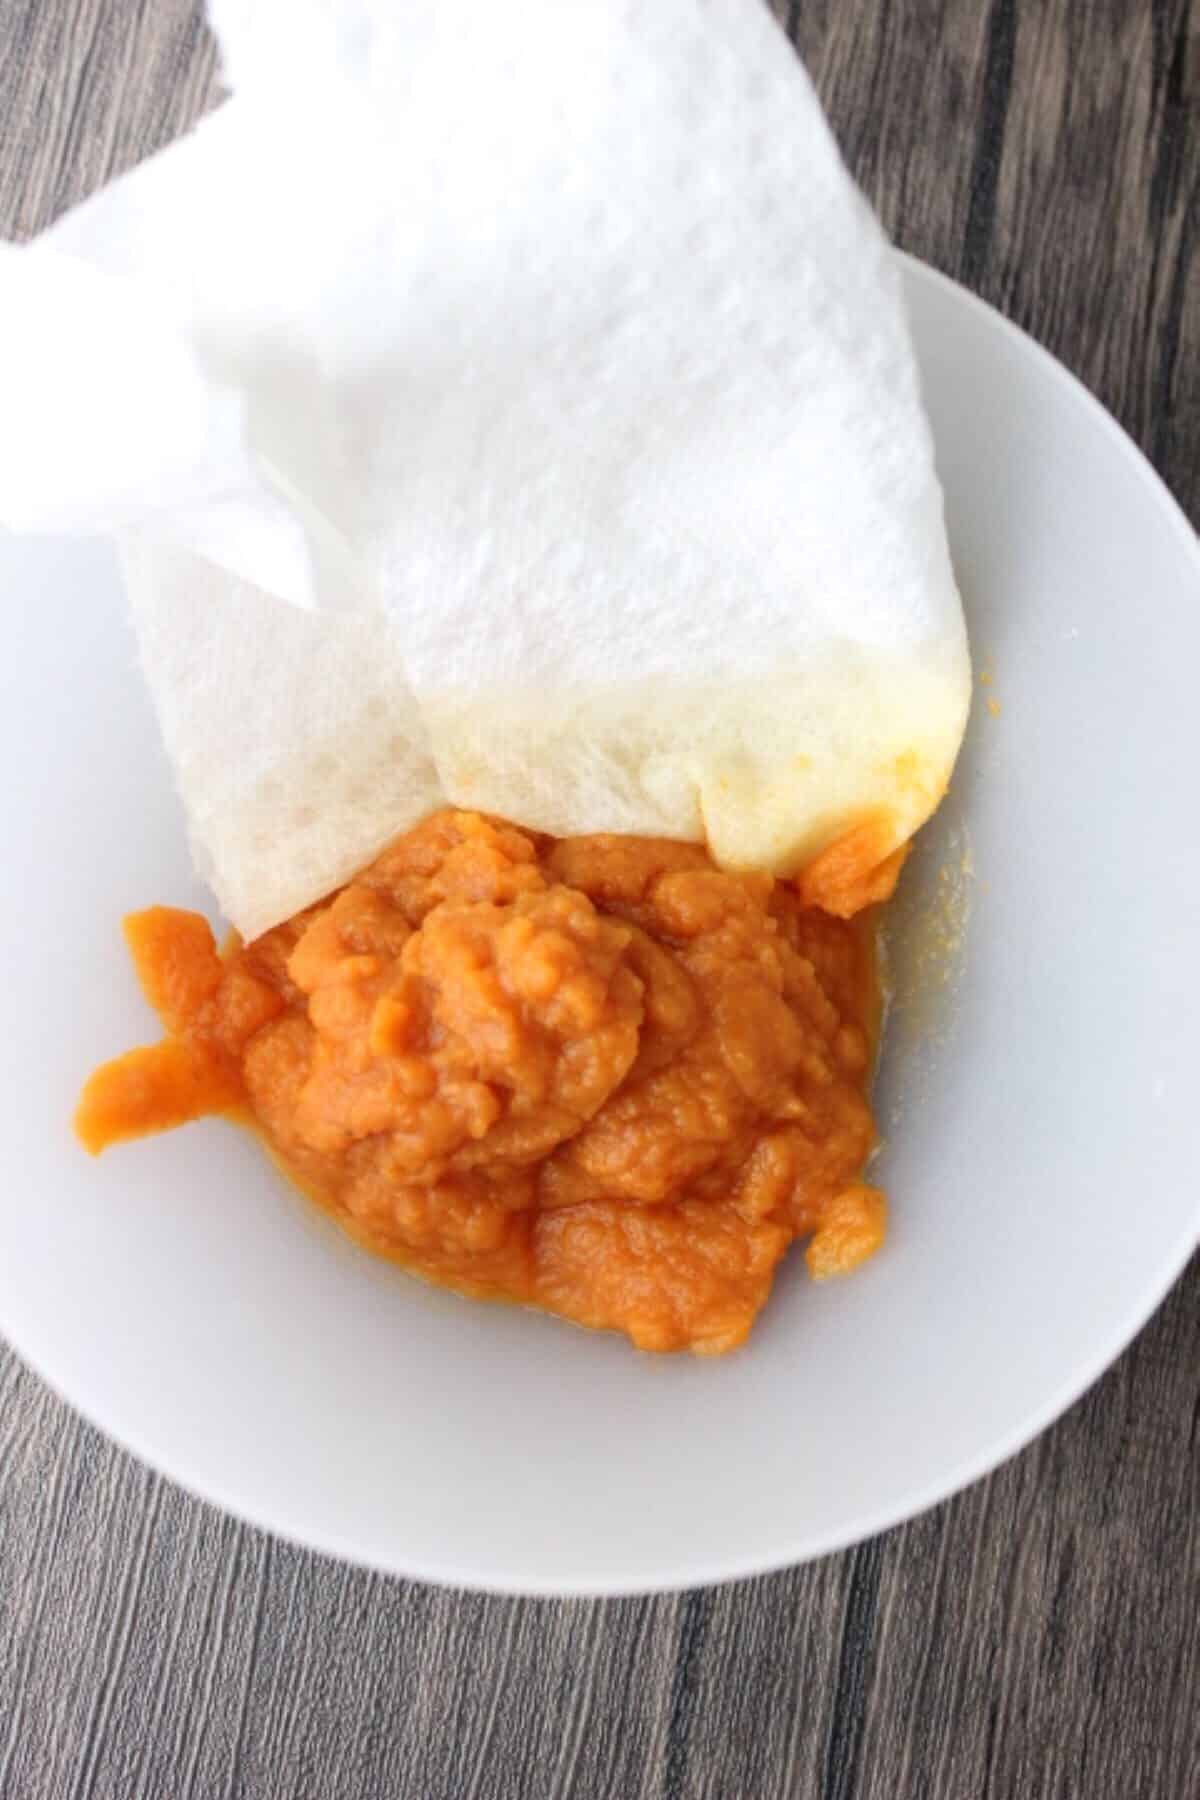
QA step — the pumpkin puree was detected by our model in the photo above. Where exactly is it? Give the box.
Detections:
[78,810,887,1353]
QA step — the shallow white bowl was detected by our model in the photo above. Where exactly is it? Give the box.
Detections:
[1,260,1197,1595]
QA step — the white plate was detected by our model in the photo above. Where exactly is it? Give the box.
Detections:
[1,259,1197,1595]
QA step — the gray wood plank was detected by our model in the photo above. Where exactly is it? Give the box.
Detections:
[1,4,1197,1797]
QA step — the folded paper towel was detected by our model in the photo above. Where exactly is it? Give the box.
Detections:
[0,0,970,939]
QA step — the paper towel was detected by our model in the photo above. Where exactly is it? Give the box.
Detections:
[0,0,970,939]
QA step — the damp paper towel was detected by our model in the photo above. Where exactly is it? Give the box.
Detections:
[0,0,970,941]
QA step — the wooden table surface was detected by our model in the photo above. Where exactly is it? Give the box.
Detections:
[1,4,1197,1796]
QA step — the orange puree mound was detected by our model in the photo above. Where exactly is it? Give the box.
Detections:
[77,810,886,1354]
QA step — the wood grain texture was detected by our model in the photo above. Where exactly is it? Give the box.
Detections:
[1,3,1197,1796]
